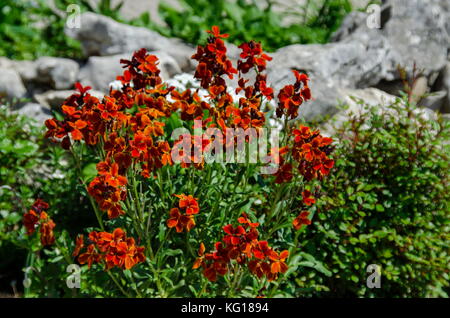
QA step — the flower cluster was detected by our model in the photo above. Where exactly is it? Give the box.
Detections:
[193,213,288,282]
[73,228,145,270]
[292,125,334,181]
[45,49,176,219]
[276,70,311,119]
[191,26,274,137]
[167,194,200,233]
[40,26,336,291]
[23,199,55,246]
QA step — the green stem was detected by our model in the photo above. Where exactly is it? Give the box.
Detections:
[70,145,104,231]
[107,270,130,297]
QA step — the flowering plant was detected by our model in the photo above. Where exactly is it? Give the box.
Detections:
[23,26,335,297]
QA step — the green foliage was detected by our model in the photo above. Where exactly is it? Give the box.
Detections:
[0,0,124,60]
[296,97,450,297]
[0,0,79,59]
[131,0,352,51]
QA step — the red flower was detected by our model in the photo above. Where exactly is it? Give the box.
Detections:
[223,224,246,245]
[274,163,293,184]
[73,234,84,257]
[302,190,316,206]
[39,212,56,246]
[23,200,56,246]
[78,244,101,268]
[167,208,195,233]
[23,210,39,235]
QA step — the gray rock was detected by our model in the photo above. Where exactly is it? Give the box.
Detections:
[34,90,104,109]
[437,62,450,113]
[35,57,80,90]
[0,68,27,99]
[14,103,52,124]
[332,0,450,83]
[409,77,429,105]
[267,40,390,121]
[65,12,194,71]
[419,90,447,112]
[270,40,392,89]
[330,11,367,42]
[0,57,14,69]
[78,51,181,93]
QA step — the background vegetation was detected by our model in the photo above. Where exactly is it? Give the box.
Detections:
[0,0,354,60]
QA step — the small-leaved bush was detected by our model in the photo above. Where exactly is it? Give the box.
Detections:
[296,96,450,297]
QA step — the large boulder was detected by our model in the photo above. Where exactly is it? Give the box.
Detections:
[35,57,80,90]
[65,12,195,71]
[78,51,182,93]
[332,0,450,84]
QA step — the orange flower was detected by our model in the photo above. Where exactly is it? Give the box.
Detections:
[206,25,229,39]
[194,213,289,282]
[276,70,311,119]
[77,229,145,270]
[292,125,335,181]
[39,212,56,246]
[237,213,259,228]
[174,194,200,215]
[78,244,101,268]
[293,211,311,230]
[192,243,206,269]
[293,125,312,143]
[302,190,316,206]
[269,250,289,274]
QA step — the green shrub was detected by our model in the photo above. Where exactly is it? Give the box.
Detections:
[296,96,450,297]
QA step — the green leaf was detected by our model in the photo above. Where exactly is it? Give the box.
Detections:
[82,163,97,182]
